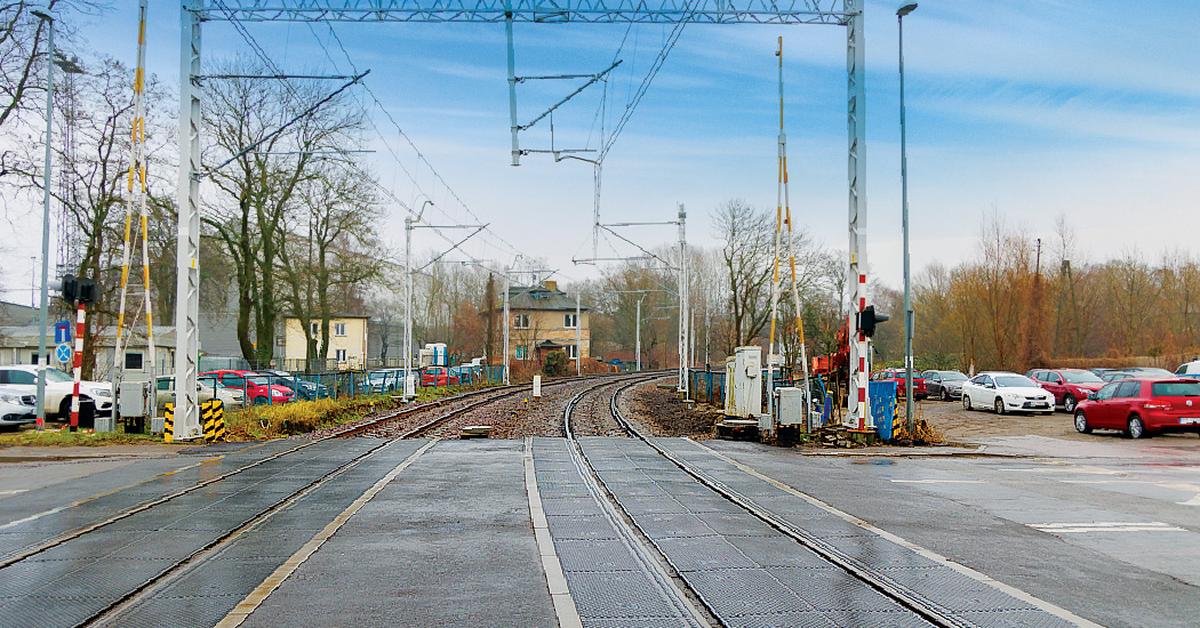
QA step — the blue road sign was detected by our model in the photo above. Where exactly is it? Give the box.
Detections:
[55,342,73,365]
[54,321,71,344]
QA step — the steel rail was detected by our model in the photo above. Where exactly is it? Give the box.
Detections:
[560,377,711,627]
[605,379,972,628]
[84,439,434,627]
[0,375,619,571]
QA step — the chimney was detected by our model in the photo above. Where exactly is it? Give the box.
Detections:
[543,279,558,292]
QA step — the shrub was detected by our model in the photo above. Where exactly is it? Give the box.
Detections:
[543,350,567,376]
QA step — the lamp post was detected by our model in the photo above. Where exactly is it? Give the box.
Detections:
[402,199,434,401]
[897,2,918,438]
[31,9,55,430]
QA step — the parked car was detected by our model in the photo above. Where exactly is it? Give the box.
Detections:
[1124,367,1174,378]
[199,369,295,405]
[0,386,36,431]
[0,365,112,420]
[155,374,245,414]
[961,371,1054,415]
[922,370,968,401]
[1026,368,1105,413]
[364,369,405,394]
[1099,370,1136,383]
[871,368,926,400]
[420,366,460,387]
[1074,378,1200,439]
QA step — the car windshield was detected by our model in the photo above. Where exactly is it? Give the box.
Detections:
[1151,382,1200,397]
[1062,371,1103,384]
[941,372,967,381]
[43,369,73,383]
[995,375,1037,388]
[245,375,269,385]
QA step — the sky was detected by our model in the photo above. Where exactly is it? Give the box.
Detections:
[4,0,1200,301]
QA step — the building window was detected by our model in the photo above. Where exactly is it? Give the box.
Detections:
[124,352,144,371]
[515,345,527,360]
[564,313,578,329]
[310,321,319,336]
[334,322,347,337]
[566,345,578,359]
[335,349,348,362]
[513,314,530,329]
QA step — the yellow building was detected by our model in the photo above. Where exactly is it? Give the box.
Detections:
[503,280,590,364]
[283,315,369,370]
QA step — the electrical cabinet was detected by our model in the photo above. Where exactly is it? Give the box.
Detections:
[728,346,762,419]
[776,387,806,426]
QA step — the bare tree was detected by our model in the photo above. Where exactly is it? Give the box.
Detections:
[714,199,773,348]
[202,61,363,366]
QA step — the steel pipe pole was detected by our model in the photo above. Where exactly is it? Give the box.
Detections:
[32,10,55,430]
[898,2,918,437]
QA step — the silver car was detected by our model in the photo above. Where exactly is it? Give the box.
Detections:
[0,386,37,430]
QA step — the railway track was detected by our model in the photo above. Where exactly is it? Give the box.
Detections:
[557,377,966,628]
[0,373,648,627]
[617,380,982,626]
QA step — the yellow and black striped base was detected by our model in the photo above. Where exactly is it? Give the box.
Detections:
[162,400,225,443]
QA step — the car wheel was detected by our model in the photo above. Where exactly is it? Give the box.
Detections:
[994,398,1006,415]
[941,388,950,402]
[1074,411,1092,434]
[962,394,972,411]
[1126,415,1148,439]
[1063,395,1077,414]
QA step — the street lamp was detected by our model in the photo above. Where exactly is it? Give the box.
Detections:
[31,9,55,430]
[898,2,917,438]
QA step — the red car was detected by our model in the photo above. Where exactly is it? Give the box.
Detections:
[420,366,460,387]
[200,369,295,405]
[1074,378,1200,439]
[1026,368,1105,413]
[872,368,926,400]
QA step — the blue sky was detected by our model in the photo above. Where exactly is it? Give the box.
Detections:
[6,0,1200,294]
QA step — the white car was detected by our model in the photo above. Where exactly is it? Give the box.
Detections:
[155,374,245,414]
[961,371,1054,415]
[0,365,113,418]
[0,386,37,430]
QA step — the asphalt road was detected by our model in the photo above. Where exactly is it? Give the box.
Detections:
[703,436,1200,628]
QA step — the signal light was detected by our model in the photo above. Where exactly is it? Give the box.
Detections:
[858,305,889,338]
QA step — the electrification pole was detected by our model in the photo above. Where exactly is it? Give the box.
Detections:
[898,2,918,437]
[635,294,644,372]
[502,268,511,385]
[575,291,582,375]
[404,215,414,399]
[32,9,55,430]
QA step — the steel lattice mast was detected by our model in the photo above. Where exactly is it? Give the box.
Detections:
[113,0,157,418]
[180,0,872,432]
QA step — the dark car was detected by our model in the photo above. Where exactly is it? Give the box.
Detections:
[1099,370,1136,383]
[1074,378,1200,439]
[1026,368,1105,413]
[921,370,968,401]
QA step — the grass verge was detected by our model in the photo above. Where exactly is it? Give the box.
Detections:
[0,426,162,448]
[225,384,491,441]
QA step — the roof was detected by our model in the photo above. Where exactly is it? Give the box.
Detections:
[0,325,177,348]
[504,285,590,312]
[284,314,369,320]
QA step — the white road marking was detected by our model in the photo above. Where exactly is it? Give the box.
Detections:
[217,439,438,628]
[1030,521,1187,534]
[1179,494,1200,506]
[1000,466,1122,475]
[524,437,582,628]
[889,479,984,484]
[687,439,1102,628]
[0,489,29,496]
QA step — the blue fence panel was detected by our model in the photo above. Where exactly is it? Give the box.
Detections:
[869,380,898,441]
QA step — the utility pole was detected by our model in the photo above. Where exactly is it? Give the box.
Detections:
[575,291,582,375]
[32,9,56,431]
[635,294,644,372]
[404,215,415,399]
[677,204,689,398]
[898,2,918,437]
[502,267,511,384]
